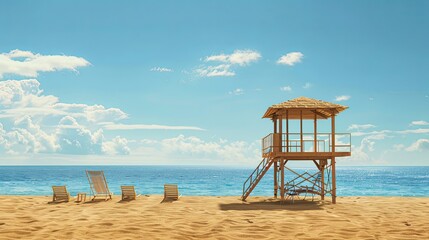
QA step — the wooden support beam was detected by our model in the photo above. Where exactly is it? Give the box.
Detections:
[321,162,325,200]
[331,109,336,204]
[312,160,320,170]
[300,110,303,152]
[280,158,285,201]
[274,161,278,198]
[331,110,336,153]
[273,116,277,134]
[314,111,317,153]
[279,116,283,153]
[332,157,336,203]
[286,110,289,153]
[311,109,330,119]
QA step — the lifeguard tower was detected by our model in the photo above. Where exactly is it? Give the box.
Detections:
[242,97,351,203]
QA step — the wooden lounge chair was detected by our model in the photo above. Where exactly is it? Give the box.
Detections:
[52,186,70,202]
[86,170,113,201]
[121,185,137,201]
[163,184,179,202]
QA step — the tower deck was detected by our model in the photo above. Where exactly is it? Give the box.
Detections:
[261,132,351,159]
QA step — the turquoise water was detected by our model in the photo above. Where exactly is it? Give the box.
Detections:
[0,166,428,196]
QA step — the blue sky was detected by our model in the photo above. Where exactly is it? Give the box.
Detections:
[0,0,428,166]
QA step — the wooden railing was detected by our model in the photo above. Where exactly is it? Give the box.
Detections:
[262,133,351,154]
[242,158,273,200]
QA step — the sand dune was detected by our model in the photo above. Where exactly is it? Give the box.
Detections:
[0,195,428,239]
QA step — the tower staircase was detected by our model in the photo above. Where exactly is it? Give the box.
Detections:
[242,157,273,201]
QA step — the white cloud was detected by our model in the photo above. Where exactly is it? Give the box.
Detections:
[0,79,57,108]
[348,124,376,131]
[352,128,429,137]
[0,115,131,155]
[102,136,130,155]
[410,120,429,126]
[345,124,429,164]
[0,49,90,79]
[158,135,260,163]
[0,117,58,154]
[0,79,206,156]
[102,123,204,131]
[55,116,104,155]
[277,52,304,66]
[195,64,234,77]
[229,88,244,95]
[196,49,261,78]
[303,82,312,89]
[0,79,128,122]
[205,50,261,66]
[150,67,172,72]
[406,139,429,152]
[335,95,351,101]
[365,133,387,140]
[397,128,429,134]
[280,86,292,92]
[54,103,128,123]
[345,133,387,163]
[351,130,394,137]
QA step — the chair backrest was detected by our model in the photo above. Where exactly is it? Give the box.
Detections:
[52,186,69,200]
[164,184,179,200]
[86,171,110,195]
[121,185,136,199]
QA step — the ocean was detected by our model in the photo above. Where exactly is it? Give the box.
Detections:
[0,166,428,197]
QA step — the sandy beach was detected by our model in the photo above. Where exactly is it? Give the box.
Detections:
[0,196,428,239]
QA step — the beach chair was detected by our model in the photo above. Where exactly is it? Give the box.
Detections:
[86,170,113,201]
[285,182,300,203]
[52,186,71,202]
[162,184,179,202]
[295,173,322,201]
[121,185,137,201]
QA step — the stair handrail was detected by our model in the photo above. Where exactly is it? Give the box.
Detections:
[242,158,268,197]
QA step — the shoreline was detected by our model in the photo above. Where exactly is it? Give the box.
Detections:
[1,194,429,198]
[1,196,428,239]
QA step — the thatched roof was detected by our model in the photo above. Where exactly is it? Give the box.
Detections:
[262,97,348,119]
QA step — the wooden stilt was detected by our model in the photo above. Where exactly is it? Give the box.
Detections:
[273,116,277,134]
[300,110,303,152]
[332,157,336,203]
[274,161,278,198]
[331,109,336,204]
[314,111,317,152]
[321,160,325,200]
[280,158,285,201]
[279,116,283,153]
[286,110,289,152]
